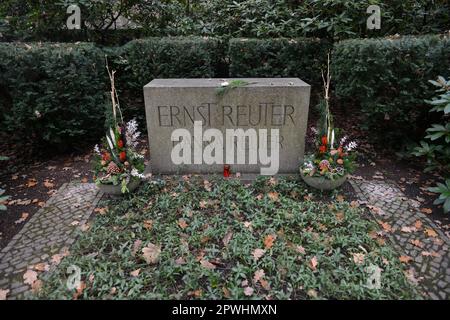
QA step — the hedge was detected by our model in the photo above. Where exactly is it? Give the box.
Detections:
[228,38,332,88]
[0,42,107,150]
[333,35,450,145]
[110,37,225,126]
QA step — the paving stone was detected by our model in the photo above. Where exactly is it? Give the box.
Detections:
[0,183,102,299]
[350,178,450,300]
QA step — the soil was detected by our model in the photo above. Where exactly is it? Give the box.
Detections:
[1,102,448,250]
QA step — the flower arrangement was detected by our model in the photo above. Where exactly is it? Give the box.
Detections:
[301,54,357,181]
[92,60,145,193]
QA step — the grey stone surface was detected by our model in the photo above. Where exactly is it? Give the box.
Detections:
[144,78,311,174]
[350,177,450,300]
[0,182,102,300]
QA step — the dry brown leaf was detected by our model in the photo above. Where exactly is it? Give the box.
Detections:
[94,207,108,215]
[0,289,9,300]
[15,212,29,224]
[350,200,360,208]
[222,287,231,298]
[175,257,186,265]
[401,226,414,233]
[222,231,233,247]
[268,192,279,202]
[34,263,49,272]
[131,239,142,257]
[399,255,413,264]
[243,286,254,296]
[410,239,424,248]
[336,195,345,202]
[37,201,45,207]
[295,245,306,255]
[307,289,318,298]
[31,279,43,293]
[143,220,153,230]
[73,281,86,300]
[252,248,266,261]
[420,208,432,215]
[23,269,38,286]
[259,279,271,290]
[424,228,438,238]
[335,211,345,222]
[414,220,423,230]
[379,221,392,233]
[130,269,141,277]
[178,218,188,229]
[263,234,276,249]
[352,253,365,265]
[200,259,216,270]
[27,178,38,188]
[253,269,265,282]
[142,243,161,265]
[309,256,318,271]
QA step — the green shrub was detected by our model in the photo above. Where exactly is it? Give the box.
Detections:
[228,38,331,88]
[0,42,108,150]
[111,37,225,126]
[333,35,450,146]
[413,76,450,213]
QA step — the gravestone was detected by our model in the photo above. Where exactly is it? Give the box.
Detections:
[143,78,310,175]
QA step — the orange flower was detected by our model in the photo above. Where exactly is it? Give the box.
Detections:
[321,136,328,145]
[119,151,126,162]
[102,152,111,161]
[319,145,327,153]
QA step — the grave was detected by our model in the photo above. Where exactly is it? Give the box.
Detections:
[143,78,310,175]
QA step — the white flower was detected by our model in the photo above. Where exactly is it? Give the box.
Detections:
[345,141,357,151]
[131,168,145,179]
[340,136,348,146]
[221,81,229,87]
[125,119,140,148]
[34,110,41,118]
[94,144,101,155]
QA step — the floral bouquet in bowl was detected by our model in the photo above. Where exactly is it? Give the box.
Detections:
[92,60,145,194]
[300,53,357,190]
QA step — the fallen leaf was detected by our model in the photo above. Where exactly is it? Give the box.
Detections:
[253,269,265,282]
[421,251,441,258]
[368,205,386,216]
[222,231,233,247]
[420,208,432,215]
[31,279,43,293]
[404,268,421,285]
[352,253,365,265]
[336,195,345,202]
[307,289,318,298]
[424,228,438,238]
[94,207,108,215]
[350,200,360,208]
[23,269,38,286]
[200,259,216,270]
[15,212,29,224]
[263,234,276,249]
[143,220,153,230]
[34,263,49,272]
[0,289,9,300]
[410,239,424,248]
[81,177,88,183]
[142,243,161,265]
[79,224,90,232]
[70,220,80,226]
[399,255,413,264]
[379,221,392,233]
[243,286,254,296]
[27,178,38,188]
[73,281,86,300]
[401,226,415,233]
[309,256,318,271]
[175,257,186,265]
[37,201,45,207]
[131,239,142,257]
[295,245,306,255]
[414,220,423,230]
[335,211,345,222]
[268,192,279,202]
[222,287,231,298]
[260,279,271,290]
[252,248,266,261]
[178,218,188,229]
[130,269,141,277]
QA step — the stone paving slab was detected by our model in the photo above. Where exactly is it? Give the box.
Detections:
[0,183,102,299]
[349,178,450,300]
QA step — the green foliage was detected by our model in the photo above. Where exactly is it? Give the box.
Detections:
[428,180,450,213]
[2,0,449,43]
[111,37,224,125]
[413,77,450,213]
[333,35,450,146]
[0,42,108,149]
[0,188,8,211]
[37,177,418,299]
[229,38,331,88]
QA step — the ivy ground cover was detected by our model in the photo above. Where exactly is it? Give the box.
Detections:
[38,177,418,299]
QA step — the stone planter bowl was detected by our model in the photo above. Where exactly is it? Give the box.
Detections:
[300,171,347,191]
[97,178,141,196]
